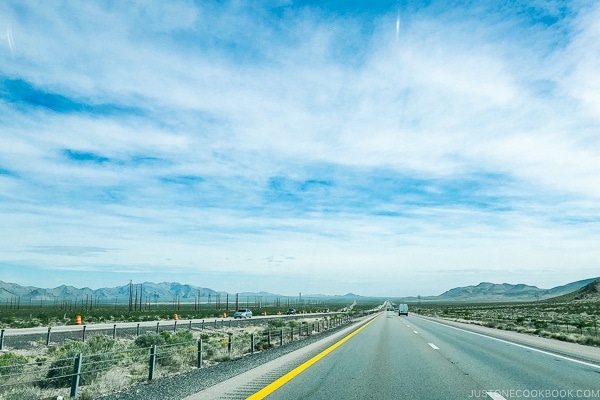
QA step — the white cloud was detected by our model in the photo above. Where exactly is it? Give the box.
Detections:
[1,1,599,295]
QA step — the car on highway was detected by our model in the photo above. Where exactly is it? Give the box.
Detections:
[233,308,252,318]
[286,308,296,315]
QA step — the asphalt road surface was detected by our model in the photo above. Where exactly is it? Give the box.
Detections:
[189,311,600,400]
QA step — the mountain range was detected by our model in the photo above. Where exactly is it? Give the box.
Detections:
[427,277,598,302]
[0,281,221,303]
[0,278,598,303]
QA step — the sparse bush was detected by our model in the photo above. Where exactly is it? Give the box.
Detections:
[164,330,194,345]
[134,333,166,348]
[42,335,125,388]
[84,367,131,396]
[0,352,29,376]
[268,318,287,328]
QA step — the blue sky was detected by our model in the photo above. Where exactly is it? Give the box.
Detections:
[1,1,599,297]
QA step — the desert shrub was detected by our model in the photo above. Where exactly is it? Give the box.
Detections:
[0,352,29,376]
[42,335,124,388]
[136,331,196,370]
[579,336,600,346]
[82,367,131,397]
[134,333,166,348]
[164,330,194,345]
[86,334,119,353]
[42,345,83,388]
[268,318,287,328]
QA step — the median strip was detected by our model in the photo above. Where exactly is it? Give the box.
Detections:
[246,314,380,399]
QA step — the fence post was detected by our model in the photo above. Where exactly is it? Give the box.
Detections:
[197,339,203,368]
[174,320,177,332]
[251,333,255,355]
[82,325,87,342]
[228,333,232,356]
[137,323,140,336]
[46,327,51,346]
[189,320,192,330]
[280,329,283,346]
[156,322,160,333]
[113,324,117,339]
[0,329,4,350]
[70,352,82,398]
[290,327,293,342]
[202,319,205,330]
[148,345,157,381]
[267,330,271,347]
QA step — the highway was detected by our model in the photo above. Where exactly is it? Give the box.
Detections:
[189,310,600,400]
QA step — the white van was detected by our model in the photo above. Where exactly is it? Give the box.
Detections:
[398,304,408,316]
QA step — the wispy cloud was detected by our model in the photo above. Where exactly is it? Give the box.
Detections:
[0,1,599,296]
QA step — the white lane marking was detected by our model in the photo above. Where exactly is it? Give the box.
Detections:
[486,391,507,400]
[421,318,600,370]
[428,343,439,350]
[413,330,419,334]
[406,325,411,327]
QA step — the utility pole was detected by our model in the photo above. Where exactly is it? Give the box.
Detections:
[129,280,133,312]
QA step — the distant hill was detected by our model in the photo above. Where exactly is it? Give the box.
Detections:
[2,277,598,304]
[432,278,598,302]
[544,278,600,302]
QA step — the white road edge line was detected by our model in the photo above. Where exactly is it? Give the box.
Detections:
[413,330,419,334]
[486,391,507,400]
[422,318,600,370]
[428,343,439,350]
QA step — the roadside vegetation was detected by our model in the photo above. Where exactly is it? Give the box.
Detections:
[412,299,600,347]
[0,301,377,399]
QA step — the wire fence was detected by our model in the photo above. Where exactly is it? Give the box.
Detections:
[0,316,277,351]
[0,314,356,398]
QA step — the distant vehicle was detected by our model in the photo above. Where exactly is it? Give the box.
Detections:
[398,304,408,316]
[234,309,252,319]
[286,308,296,315]
[322,308,330,313]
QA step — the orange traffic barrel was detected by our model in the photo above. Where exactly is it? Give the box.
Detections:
[173,313,178,320]
[75,315,82,325]
[223,312,227,318]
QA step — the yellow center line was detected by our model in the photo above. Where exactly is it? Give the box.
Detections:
[246,314,380,400]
